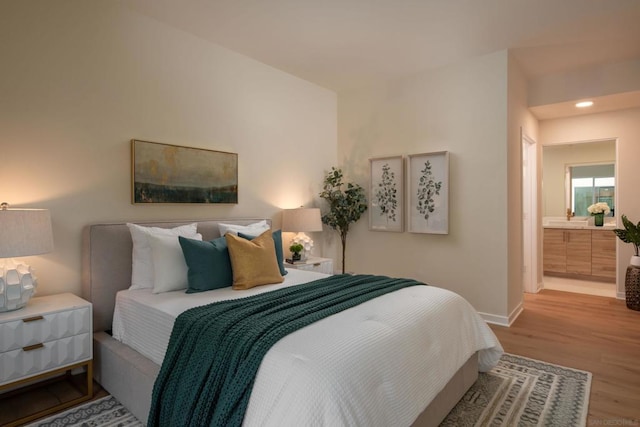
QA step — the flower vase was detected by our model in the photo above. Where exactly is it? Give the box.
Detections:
[594,213,604,227]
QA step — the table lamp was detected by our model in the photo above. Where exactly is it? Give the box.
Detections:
[282,207,323,261]
[0,203,54,312]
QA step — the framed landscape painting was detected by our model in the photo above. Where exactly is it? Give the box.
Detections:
[369,155,403,232]
[131,140,238,204]
[407,151,449,234]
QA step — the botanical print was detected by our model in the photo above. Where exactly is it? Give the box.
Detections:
[416,160,442,221]
[408,152,449,234]
[369,156,403,232]
[132,140,238,204]
[375,163,398,222]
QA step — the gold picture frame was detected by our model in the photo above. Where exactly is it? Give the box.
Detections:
[131,139,238,204]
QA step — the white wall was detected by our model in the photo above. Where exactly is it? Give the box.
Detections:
[529,59,640,107]
[539,108,640,297]
[0,1,337,296]
[338,50,515,321]
[507,55,539,316]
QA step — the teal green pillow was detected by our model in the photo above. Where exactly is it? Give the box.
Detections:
[238,229,288,276]
[178,236,233,293]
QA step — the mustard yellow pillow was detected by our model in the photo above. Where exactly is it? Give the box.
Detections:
[225,229,284,290]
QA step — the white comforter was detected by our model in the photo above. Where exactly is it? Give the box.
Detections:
[113,269,503,427]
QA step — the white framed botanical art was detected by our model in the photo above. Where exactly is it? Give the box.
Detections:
[369,155,404,232]
[407,151,449,234]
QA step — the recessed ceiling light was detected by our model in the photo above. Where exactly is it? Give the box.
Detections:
[576,101,594,108]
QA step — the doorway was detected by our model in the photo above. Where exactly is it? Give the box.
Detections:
[541,139,617,298]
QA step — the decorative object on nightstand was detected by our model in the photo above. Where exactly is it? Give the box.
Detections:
[289,243,304,262]
[0,203,54,312]
[285,257,333,275]
[282,207,323,261]
[613,214,640,310]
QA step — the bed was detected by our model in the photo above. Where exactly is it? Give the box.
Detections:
[81,218,502,426]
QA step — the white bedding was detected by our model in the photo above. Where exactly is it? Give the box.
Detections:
[113,269,503,427]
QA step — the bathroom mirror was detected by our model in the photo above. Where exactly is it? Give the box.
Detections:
[542,139,616,218]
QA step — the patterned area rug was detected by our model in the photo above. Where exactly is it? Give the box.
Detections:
[27,353,590,427]
[441,353,592,426]
[26,395,143,427]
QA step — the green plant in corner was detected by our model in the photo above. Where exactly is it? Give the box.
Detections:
[319,167,367,274]
[613,215,640,258]
[614,215,640,311]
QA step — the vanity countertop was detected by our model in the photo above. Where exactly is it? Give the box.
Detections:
[543,224,616,230]
[542,216,616,230]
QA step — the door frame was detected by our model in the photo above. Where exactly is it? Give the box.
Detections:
[522,131,540,293]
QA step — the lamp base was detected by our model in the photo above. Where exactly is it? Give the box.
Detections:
[291,232,314,261]
[0,259,37,312]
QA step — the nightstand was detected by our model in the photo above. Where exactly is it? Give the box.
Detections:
[285,257,333,275]
[0,293,93,426]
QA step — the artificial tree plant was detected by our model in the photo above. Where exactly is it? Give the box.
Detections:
[319,167,367,274]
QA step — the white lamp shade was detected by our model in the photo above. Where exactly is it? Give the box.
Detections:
[0,209,54,258]
[0,208,53,312]
[282,208,323,233]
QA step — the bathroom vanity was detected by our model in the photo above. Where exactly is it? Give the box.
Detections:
[543,224,616,282]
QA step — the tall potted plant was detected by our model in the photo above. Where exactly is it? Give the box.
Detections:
[613,215,640,266]
[613,214,640,310]
[319,167,367,274]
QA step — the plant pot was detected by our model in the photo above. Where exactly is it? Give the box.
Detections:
[625,265,640,311]
[292,252,301,262]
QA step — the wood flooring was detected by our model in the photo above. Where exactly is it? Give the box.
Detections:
[1,289,638,425]
[490,289,640,424]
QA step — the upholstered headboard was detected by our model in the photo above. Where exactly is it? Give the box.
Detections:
[81,218,271,332]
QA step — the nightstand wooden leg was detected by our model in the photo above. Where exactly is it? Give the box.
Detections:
[0,360,94,427]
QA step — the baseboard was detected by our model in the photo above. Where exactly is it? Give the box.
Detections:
[524,281,544,293]
[478,301,523,327]
[535,281,543,293]
[478,312,509,326]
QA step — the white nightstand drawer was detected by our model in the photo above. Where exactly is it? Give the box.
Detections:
[0,332,91,385]
[0,306,91,353]
[0,293,94,425]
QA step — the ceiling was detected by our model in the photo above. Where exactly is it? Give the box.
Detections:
[122,0,640,118]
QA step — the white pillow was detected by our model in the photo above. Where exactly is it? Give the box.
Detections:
[127,223,201,290]
[218,220,269,237]
[147,233,190,294]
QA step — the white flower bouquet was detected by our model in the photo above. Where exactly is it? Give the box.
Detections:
[587,202,611,215]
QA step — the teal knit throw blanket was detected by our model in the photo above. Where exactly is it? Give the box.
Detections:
[148,273,423,427]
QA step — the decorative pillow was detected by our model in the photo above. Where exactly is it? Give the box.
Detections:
[179,236,233,293]
[218,220,269,237]
[238,229,287,276]
[127,223,201,290]
[225,229,284,290]
[147,233,192,294]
